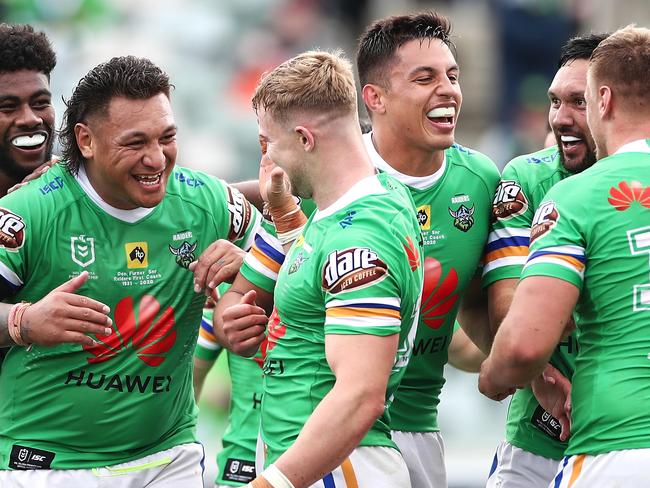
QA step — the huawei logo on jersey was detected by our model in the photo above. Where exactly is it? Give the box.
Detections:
[608,181,650,211]
[255,307,286,367]
[421,257,458,330]
[403,236,421,271]
[83,295,176,366]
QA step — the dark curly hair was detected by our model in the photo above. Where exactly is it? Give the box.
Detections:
[0,23,56,77]
[356,11,454,90]
[558,33,609,68]
[60,56,173,175]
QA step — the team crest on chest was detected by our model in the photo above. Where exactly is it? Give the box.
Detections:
[169,240,197,269]
[448,204,475,232]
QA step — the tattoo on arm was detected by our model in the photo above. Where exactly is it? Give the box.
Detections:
[0,304,13,347]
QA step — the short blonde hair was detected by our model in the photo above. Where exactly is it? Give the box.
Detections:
[590,25,650,110]
[252,50,357,121]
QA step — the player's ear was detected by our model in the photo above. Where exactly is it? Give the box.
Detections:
[295,126,315,152]
[361,84,386,116]
[75,123,94,159]
[599,85,612,119]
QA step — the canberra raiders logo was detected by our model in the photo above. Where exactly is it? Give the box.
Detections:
[448,204,475,232]
[169,240,197,269]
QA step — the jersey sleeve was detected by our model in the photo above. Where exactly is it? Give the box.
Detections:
[482,162,534,287]
[321,229,414,337]
[239,220,285,293]
[194,308,224,362]
[207,177,263,252]
[520,182,585,289]
[0,191,39,297]
[240,198,315,293]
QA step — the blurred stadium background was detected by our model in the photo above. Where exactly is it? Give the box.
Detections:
[2,0,648,486]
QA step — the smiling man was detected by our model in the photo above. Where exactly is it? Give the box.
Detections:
[0,24,57,369]
[0,24,55,199]
[480,25,650,486]
[0,56,264,487]
[482,33,607,488]
[356,12,499,488]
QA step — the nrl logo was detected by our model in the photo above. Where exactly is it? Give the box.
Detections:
[448,204,475,232]
[71,235,96,267]
[169,240,197,269]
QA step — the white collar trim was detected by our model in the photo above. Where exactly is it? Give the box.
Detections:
[75,165,155,223]
[614,139,650,155]
[363,132,446,190]
[314,174,386,222]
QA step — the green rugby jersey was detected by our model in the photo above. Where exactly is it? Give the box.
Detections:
[363,134,499,432]
[0,163,261,469]
[253,173,423,464]
[195,305,262,485]
[483,146,578,459]
[522,139,650,456]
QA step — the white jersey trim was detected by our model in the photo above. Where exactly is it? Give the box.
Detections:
[486,227,531,244]
[0,261,22,287]
[614,139,650,155]
[76,166,155,223]
[482,256,528,275]
[313,174,387,222]
[363,132,446,190]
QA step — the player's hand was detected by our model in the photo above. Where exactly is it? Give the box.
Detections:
[20,271,112,347]
[259,153,292,206]
[7,156,59,194]
[247,476,274,487]
[222,290,267,357]
[478,359,516,401]
[531,363,572,441]
[189,239,246,296]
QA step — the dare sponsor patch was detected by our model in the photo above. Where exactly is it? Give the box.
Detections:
[322,247,387,294]
[226,186,252,242]
[0,208,25,250]
[530,201,559,243]
[492,180,528,220]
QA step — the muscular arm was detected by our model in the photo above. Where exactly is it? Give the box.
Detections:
[193,357,216,401]
[0,272,111,348]
[273,333,398,488]
[479,276,578,399]
[487,278,518,338]
[233,180,264,213]
[215,272,274,355]
[0,303,14,347]
[456,276,492,355]
[448,326,486,373]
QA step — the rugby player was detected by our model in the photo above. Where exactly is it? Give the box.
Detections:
[356,12,499,487]
[483,33,607,488]
[0,55,263,487]
[479,25,650,487]
[0,23,57,368]
[219,49,424,488]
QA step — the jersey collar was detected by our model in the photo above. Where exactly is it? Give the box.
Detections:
[363,132,446,190]
[76,165,156,223]
[614,139,650,155]
[313,174,386,222]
